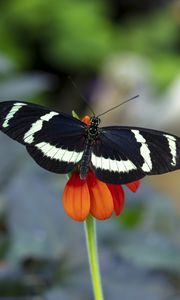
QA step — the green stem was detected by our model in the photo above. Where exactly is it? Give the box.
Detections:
[84,215,104,300]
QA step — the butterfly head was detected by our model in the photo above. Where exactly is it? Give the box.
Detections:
[87,116,101,139]
[90,116,101,126]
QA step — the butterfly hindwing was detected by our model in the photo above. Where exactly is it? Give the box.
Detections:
[26,134,86,173]
[91,126,180,184]
[91,128,145,184]
[0,101,87,173]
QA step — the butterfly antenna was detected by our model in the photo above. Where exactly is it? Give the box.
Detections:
[68,76,95,116]
[97,94,139,117]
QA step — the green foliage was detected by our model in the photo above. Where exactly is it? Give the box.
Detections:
[0,281,29,297]
[49,1,114,69]
[0,0,114,70]
[72,110,80,119]
[0,1,178,88]
[118,203,145,229]
[115,8,180,89]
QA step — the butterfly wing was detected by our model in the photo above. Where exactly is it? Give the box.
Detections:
[0,101,86,173]
[91,126,180,184]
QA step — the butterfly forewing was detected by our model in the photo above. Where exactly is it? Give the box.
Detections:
[0,101,87,173]
[91,126,180,184]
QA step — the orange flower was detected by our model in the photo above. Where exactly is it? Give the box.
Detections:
[63,170,140,221]
[62,115,140,221]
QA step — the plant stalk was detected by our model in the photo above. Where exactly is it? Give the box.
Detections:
[84,215,104,300]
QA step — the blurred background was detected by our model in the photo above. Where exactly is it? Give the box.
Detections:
[0,0,180,299]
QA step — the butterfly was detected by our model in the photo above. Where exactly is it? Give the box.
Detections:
[0,100,179,184]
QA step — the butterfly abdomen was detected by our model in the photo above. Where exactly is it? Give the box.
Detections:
[80,140,92,180]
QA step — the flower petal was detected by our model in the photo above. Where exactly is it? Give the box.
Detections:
[62,173,90,221]
[107,184,125,216]
[87,171,114,220]
[81,115,91,125]
[126,180,140,192]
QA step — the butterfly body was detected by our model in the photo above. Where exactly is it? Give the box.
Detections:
[80,116,101,179]
[0,100,180,185]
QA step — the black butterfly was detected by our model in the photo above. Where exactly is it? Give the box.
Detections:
[0,100,179,184]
